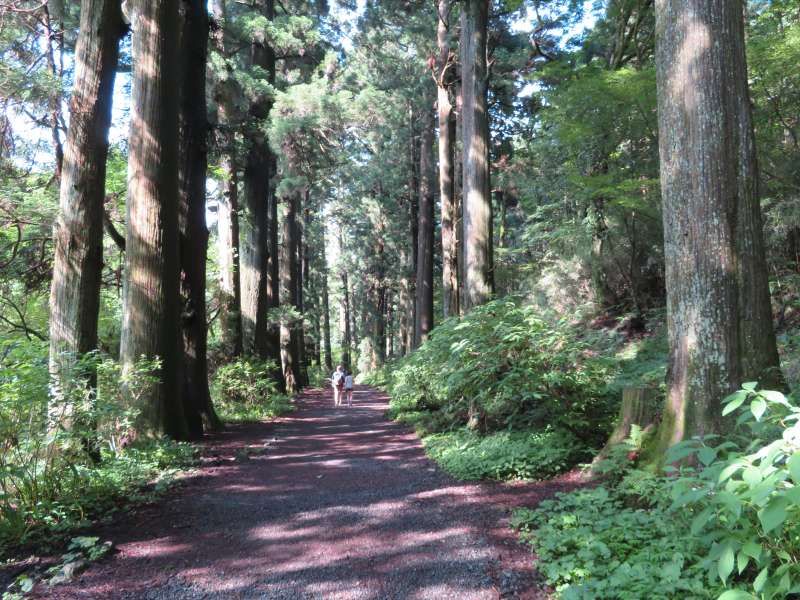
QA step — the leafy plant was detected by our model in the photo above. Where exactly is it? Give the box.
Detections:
[211,358,292,422]
[513,386,800,600]
[423,428,588,481]
[664,386,800,599]
[384,298,616,444]
[0,348,196,559]
[512,487,713,599]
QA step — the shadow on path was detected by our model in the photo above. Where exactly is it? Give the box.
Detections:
[36,386,582,600]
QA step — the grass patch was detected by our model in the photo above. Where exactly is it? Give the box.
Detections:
[422,428,589,481]
[215,394,293,423]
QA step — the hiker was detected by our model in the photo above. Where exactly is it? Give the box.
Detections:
[331,365,345,407]
[344,371,354,406]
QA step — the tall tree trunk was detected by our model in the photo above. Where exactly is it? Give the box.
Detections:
[653,0,749,455]
[42,4,65,181]
[240,146,269,355]
[398,247,411,356]
[369,218,387,368]
[279,194,301,394]
[414,109,436,348]
[294,192,308,386]
[408,107,420,336]
[590,196,614,309]
[121,0,187,439]
[266,154,282,383]
[455,77,465,316]
[497,189,507,249]
[341,269,352,371]
[374,285,387,366]
[178,0,220,435]
[211,0,243,356]
[321,227,333,371]
[460,0,493,311]
[386,293,394,359]
[437,0,459,319]
[240,0,281,374]
[303,212,320,367]
[48,0,123,406]
[731,11,784,389]
[216,152,243,355]
[351,284,360,351]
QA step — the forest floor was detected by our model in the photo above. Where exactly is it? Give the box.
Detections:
[32,386,583,599]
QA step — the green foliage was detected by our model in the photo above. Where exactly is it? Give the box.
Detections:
[385,298,616,444]
[211,358,292,423]
[663,387,800,598]
[5,535,114,596]
[306,365,331,389]
[512,487,713,599]
[514,387,800,600]
[360,363,392,388]
[423,429,588,481]
[0,347,196,558]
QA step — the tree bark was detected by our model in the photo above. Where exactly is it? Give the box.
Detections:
[730,7,784,389]
[595,386,660,465]
[386,293,394,359]
[455,77,465,316]
[42,4,65,181]
[48,0,123,404]
[414,108,435,348]
[178,0,220,435]
[460,0,493,311]
[437,0,459,319]
[321,226,333,371]
[240,0,281,375]
[121,0,187,439]
[279,193,302,393]
[408,107,420,336]
[294,192,308,386]
[368,216,387,368]
[398,245,411,356]
[341,269,352,371]
[211,0,243,356]
[653,0,747,455]
[351,283,360,351]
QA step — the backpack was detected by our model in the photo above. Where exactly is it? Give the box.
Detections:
[332,371,344,387]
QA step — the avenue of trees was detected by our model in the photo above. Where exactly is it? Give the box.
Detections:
[3,0,800,590]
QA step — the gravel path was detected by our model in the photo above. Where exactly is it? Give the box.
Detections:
[36,386,582,599]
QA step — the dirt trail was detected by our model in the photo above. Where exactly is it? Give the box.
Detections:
[38,386,581,599]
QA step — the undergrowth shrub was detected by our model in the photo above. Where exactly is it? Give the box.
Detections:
[385,298,616,444]
[513,487,711,598]
[307,365,331,388]
[513,386,800,600]
[211,358,292,422]
[423,429,588,481]
[0,345,196,558]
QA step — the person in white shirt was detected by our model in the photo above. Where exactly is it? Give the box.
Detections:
[331,365,345,407]
[344,372,354,406]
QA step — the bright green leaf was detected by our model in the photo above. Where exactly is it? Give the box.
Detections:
[754,566,769,593]
[758,496,789,533]
[751,398,767,421]
[717,591,755,600]
[723,390,749,416]
[788,452,800,485]
[718,543,735,583]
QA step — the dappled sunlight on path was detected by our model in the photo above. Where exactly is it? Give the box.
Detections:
[38,386,581,599]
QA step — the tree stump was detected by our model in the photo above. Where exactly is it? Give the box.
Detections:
[597,386,660,461]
